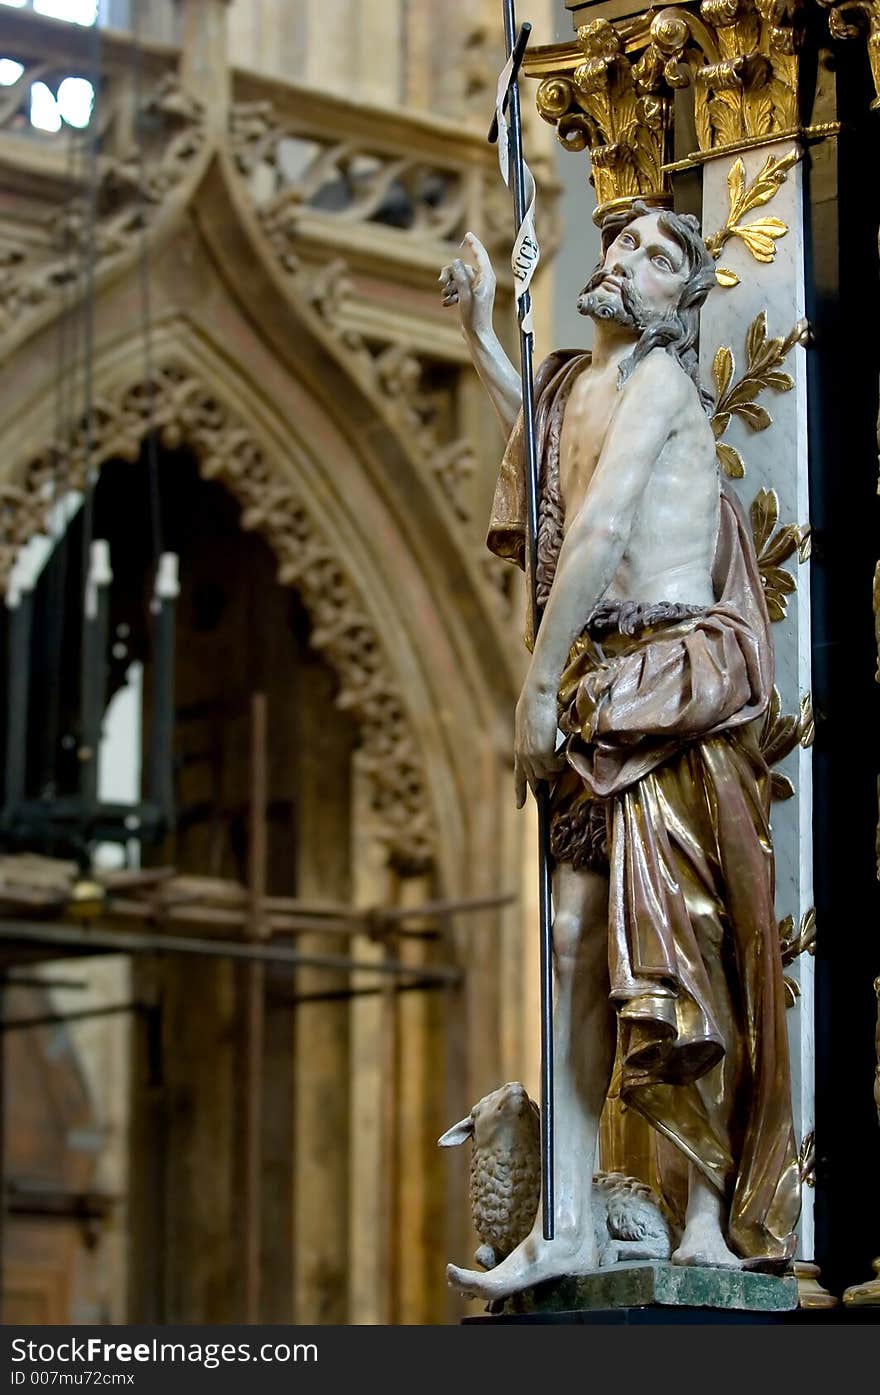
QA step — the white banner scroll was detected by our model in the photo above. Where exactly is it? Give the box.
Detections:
[494,52,540,336]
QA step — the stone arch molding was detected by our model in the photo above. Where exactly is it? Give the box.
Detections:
[0,361,435,871]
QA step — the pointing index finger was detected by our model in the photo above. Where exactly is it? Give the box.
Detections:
[463,232,492,279]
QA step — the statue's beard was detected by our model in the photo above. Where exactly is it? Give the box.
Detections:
[576,268,660,333]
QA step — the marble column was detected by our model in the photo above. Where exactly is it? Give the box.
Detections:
[698,140,815,1258]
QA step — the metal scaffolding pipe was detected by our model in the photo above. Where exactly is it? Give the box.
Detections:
[0,917,462,983]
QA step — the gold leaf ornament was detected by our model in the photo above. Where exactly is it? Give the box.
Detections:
[727,157,745,215]
[716,441,745,478]
[734,217,789,261]
[710,312,805,473]
[800,907,817,955]
[713,344,734,400]
[705,151,800,281]
[759,685,799,765]
[797,525,812,562]
[772,771,796,801]
[758,684,799,800]
[751,487,782,554]
[799,1131,816,1188]
[747,309,768,364]
[750,488,801,622]
[799,692,815,748]
[779,907,818,968]
[736,402,773,431]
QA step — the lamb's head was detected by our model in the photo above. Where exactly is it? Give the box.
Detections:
[438,1082,539,1155]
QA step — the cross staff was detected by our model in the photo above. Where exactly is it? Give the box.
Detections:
[489,2,555,1243]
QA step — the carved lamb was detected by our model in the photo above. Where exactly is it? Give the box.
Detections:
[438,1081,673,1269]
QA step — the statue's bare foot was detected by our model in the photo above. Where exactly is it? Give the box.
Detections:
[447,1231,598,1301]
[672,1216,743,1270]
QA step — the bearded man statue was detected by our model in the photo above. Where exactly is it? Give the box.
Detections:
[439,201,801,1301]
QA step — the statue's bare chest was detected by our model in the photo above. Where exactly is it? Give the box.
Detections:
[557,367,620,526]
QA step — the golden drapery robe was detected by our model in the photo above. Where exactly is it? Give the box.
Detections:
[489,350,801,1264]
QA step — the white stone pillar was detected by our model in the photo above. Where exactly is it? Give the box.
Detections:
[698,140,815,1258]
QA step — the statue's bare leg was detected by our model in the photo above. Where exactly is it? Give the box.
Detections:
[672,911,744,1270]
[447,862,616,1301]
[672,1166,743,1269]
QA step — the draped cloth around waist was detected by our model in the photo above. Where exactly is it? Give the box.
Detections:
[557,608,800,1264]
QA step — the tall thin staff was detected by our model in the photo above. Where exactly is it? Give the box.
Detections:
[490,1,555,1241]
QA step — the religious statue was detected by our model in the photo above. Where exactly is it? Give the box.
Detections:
[439,202,802,1302]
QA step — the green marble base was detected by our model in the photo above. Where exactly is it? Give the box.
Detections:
[499,1262,798,1316]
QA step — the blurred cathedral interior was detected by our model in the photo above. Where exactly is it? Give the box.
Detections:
[0,0,877,1326]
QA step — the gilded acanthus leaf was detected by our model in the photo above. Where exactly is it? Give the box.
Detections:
[710,95,741,151]
[694,98,712,154]
[534,19,679,212]
[748,90,774,141]
[798,526,812,562]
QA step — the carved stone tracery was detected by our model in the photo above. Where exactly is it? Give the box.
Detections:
[230,100,471,248]
[3,363,435,871]
[0,73,206,331]
[294,257,479,526]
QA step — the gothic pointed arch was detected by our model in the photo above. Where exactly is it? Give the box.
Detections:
[0,61,525,897]
[1,351,437,872]
[193,145,520,700]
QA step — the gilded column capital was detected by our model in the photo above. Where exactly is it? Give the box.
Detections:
[816,0,880,109]
[525,0,838,217]
[658,0,807,159]
[533,16,679,221]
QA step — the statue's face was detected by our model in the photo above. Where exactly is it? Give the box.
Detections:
[584,211,689,324]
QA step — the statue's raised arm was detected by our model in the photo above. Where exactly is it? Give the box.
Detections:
[439,231,522,438]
